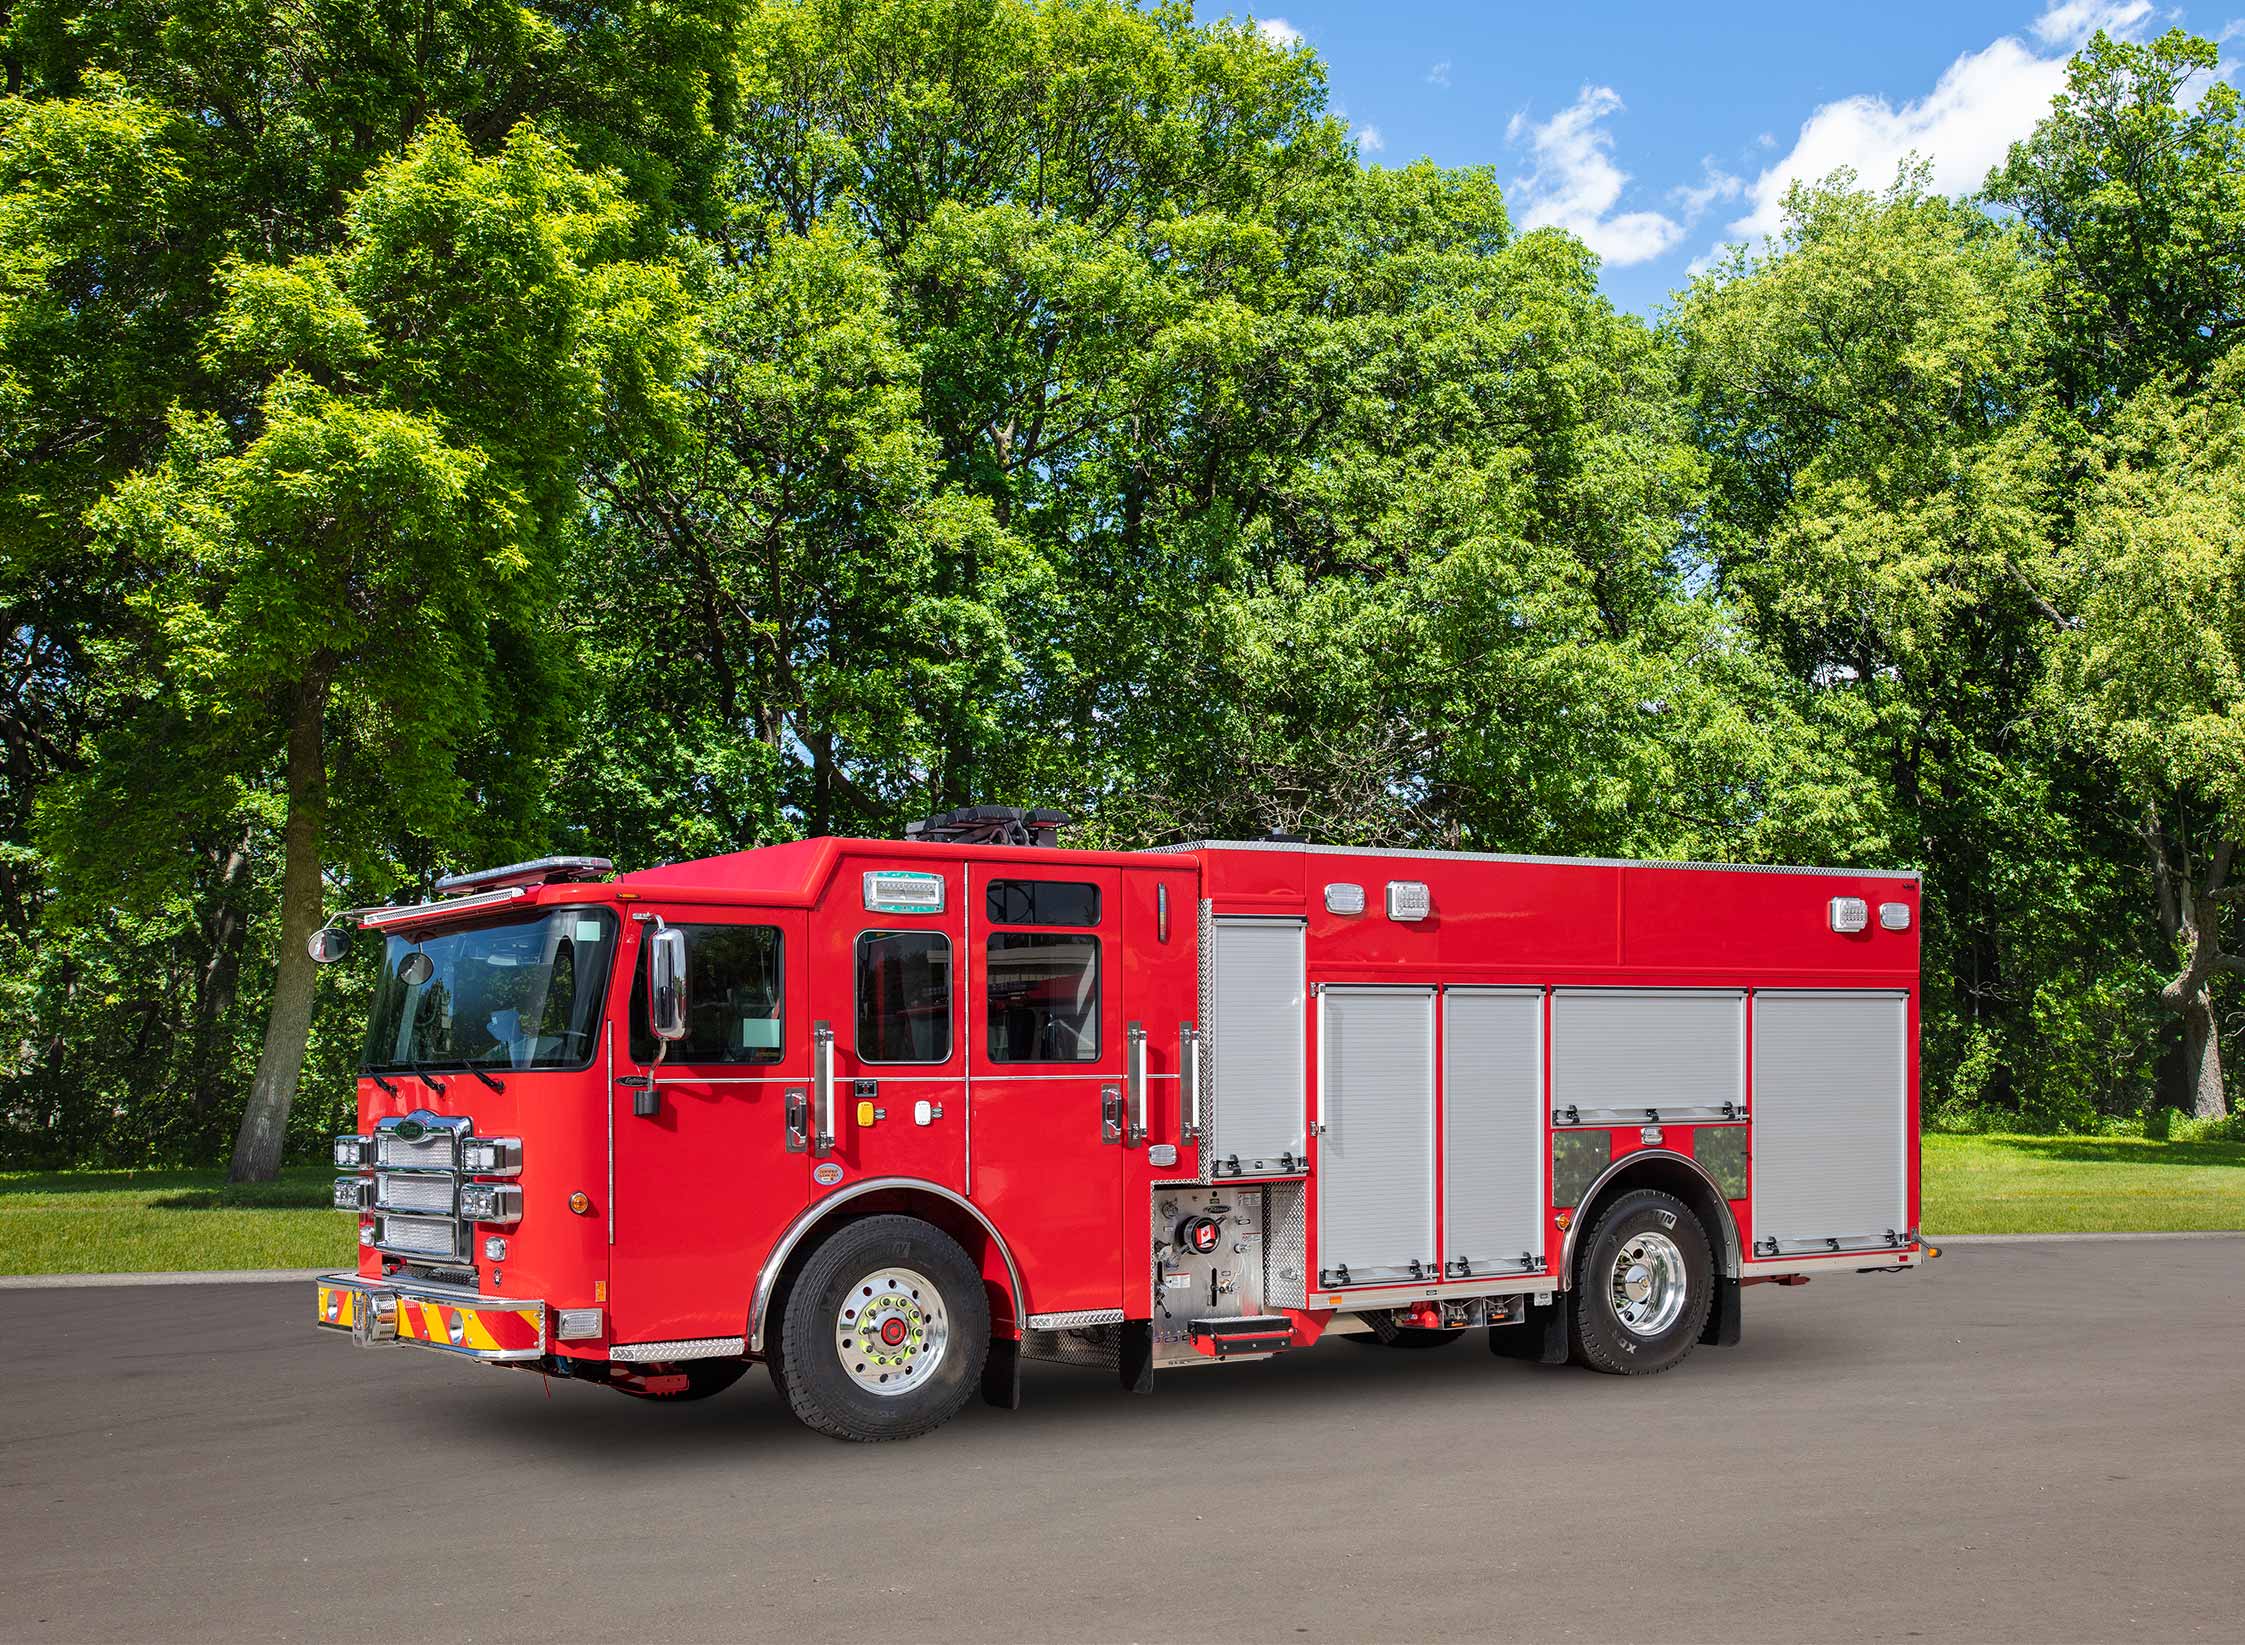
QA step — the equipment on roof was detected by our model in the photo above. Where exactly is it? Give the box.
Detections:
[432,856,614,895]
[903,806,1069,848]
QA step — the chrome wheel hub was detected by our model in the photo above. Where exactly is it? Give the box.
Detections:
[1609,1231,1687,1336]
[835,1266,949,1396]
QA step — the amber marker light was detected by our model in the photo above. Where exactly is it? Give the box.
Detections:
[569,1190,594,1216]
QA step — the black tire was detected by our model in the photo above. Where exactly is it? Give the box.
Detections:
[1569,1189,1713,1376]
[770,1214,990,1442]
[611,1360,749,1402]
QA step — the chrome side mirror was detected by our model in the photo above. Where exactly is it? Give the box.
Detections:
[307,924,352,965]
[648,926,689,1043]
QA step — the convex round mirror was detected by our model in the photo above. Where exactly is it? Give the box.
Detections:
[397,950,436,986]
[307,924,352,964]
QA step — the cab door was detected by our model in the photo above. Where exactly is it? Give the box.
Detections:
[609,906,809,1346]
[966,865,1126,1318]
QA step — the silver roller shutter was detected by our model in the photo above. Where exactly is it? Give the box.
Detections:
[1315,987,1436,1285]
[1441,988,1546,1277]
[1550,988,1745,1123]
[1751,991,1909,1254]
[1207,918,1307,1171]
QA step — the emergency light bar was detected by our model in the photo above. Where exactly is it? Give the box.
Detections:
[433,855,613,895]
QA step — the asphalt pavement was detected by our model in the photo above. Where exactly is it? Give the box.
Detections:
[2,1238,2240,1643]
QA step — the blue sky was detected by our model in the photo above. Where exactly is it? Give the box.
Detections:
[1238,2,2244,314]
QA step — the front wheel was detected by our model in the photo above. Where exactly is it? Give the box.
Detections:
[1569,1189,1713,1376]
[770,1214,990,1442]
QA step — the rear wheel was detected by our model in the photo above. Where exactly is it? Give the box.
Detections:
[1569,1189,1713,1376]
[770,1214,990,1442]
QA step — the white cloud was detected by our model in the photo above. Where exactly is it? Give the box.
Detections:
[1254,16,1302,49]
[1428,59,1452,88]
[1717,0,2153,250]
[1505,85,1687,266]
[1356,124,1386,153]
[1672,157,1745,217]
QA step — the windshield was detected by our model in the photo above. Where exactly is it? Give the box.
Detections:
[362,908,618,1073]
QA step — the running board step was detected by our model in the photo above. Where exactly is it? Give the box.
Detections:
[1189,1315,1294,1359]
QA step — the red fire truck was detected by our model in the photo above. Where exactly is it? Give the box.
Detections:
[312,808,1929,1441]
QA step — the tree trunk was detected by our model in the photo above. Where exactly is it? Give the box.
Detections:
[2181,986,2226,1122]
[191,832,256,1115]
[228,680,328,1183]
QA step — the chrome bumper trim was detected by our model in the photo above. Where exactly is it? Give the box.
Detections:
[609,1336,747,1363]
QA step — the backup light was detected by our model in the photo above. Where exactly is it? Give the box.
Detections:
[458,1182,523,1225]
[556,1308,604,1341]
[1385,881,1431,922]
[1828,897,1870,933]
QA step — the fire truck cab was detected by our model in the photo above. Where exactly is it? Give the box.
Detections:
[314,810,1926,1441]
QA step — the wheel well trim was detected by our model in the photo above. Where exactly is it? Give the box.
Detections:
[1558,1148,1741,1288]
[746,1177,1025,1353]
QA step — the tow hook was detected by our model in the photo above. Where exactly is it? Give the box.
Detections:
[351,1292,399,1346]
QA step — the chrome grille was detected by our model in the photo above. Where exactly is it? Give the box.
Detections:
[376,1215,460,1258]
[376,1129,456,1171]
[376,1173,454,1214]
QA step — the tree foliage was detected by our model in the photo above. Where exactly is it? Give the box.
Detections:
[0,6,2240,1168]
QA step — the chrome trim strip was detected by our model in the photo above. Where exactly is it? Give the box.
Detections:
[1145,839,1922,881]
[1301,1272,1557,1306]
[610,1336,746,1363]
[1557,1148,1741,1287]
[746,1177,1026,1354]
[604,1021,615,1247]
[1026,1308,1124,1329]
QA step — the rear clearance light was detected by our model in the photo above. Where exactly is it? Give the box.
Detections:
[1828,896,1869,933]
[332,1178,372,1211]
[333,1135,369,1168]
[555,1308,604,1341]
[1879,901,1912,931]
[459,1183,522,1225]
[461,1137,522,1176]
[376,1173,455,1215]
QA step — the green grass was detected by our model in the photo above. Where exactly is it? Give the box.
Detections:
[0,1166,357,1275]
[1923,1132,2245,1234]
[1,1134,2238,1274]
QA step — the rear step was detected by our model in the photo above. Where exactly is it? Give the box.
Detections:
[1189,1315,1294,1359]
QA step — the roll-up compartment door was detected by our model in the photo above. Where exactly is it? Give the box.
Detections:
[1207,918,1306,1172]
[1751,991,1908,1255]
[1550,989,1745,1124]
[1315,987,1435,1286]
[1441,988,1546,1277]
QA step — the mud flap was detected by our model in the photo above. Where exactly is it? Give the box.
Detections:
[1118,1319,1154,1393]
[1489,1298,1569,1365]
[1700,1275,1742,1347]
[981,1335,1021,1410]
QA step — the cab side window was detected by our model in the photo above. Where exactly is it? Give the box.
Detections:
[986,933,1100,1063]
[857,931,953,1063]
[629,924,784,1063]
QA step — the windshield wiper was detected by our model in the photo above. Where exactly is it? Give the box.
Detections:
[406,1055,448,1097]
[458,1063,506,1094]
[359,1066,399,1098]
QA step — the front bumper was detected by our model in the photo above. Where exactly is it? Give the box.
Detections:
[315,1272,547,1362]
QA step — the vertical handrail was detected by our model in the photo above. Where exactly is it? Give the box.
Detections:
[1180,1024,1202,1140]
[1126,1020,1147,1146]
[812,1021,835,1155]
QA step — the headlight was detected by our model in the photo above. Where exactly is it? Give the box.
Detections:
[332,1178,372,1210]
[458,1182,522,1224]
[461,1137,522,1176]
[333,1135,368,1168]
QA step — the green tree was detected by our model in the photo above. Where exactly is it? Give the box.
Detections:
[58,122,659,1177]
[2050,354,2245,1119]
[1986,27,2245,414]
